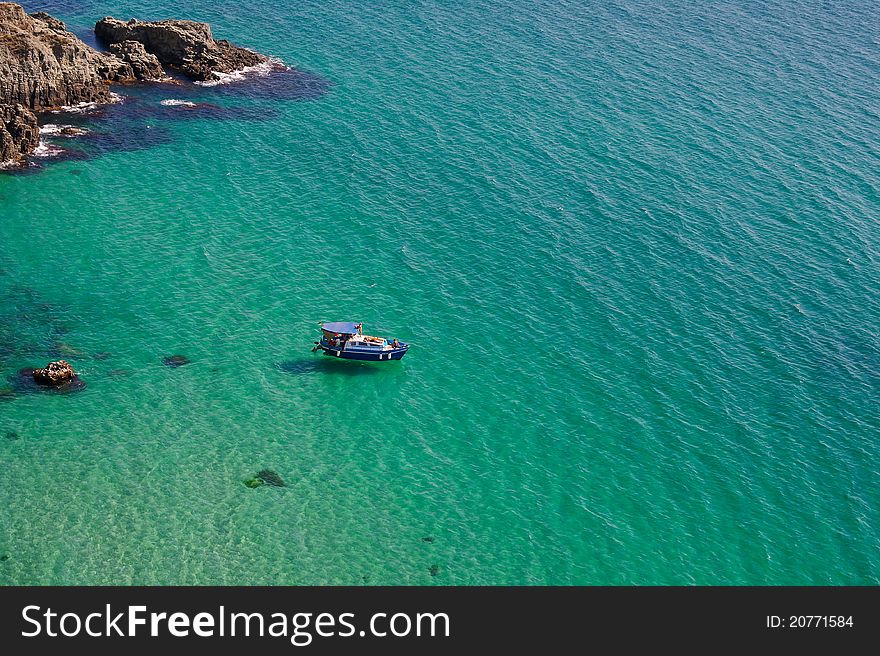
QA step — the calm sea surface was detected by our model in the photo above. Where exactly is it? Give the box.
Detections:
[1,0,878,584]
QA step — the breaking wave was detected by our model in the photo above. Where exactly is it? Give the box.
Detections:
[194,59,283,87]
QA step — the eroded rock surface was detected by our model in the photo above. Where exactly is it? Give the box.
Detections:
[0,104,38,163]
[109,40,166,81]
[95,17,267,82]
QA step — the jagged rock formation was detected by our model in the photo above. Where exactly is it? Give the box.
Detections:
[32,360,75,386]
[0,103,38,163]
[95,17,267,82]
[0,3,124,111]
[108,40,166,81]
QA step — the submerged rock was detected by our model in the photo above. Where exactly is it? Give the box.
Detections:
[243,469,286,489]
[256,469,286,487]
[32,360,75,386]
[422,536,435,543]
[162,354,190,367]
[95,16,269,82]
[5,430,18,440]
[429,564,440,577]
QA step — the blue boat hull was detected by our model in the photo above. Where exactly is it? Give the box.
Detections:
[317,345,409,361]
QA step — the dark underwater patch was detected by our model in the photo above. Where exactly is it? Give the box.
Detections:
[3,58,326,175]
[276,359,321,375]
[0,286,80,363]
[209,67,331,102]
[276,358,381,376]
[244,469,287,488]
[162,354,191,368]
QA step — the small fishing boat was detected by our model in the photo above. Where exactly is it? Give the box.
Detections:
[312,322,410,361]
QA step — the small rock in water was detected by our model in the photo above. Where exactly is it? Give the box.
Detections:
[422,536,435,543]
[32,360,76,386]
[12,366,85,394]
[429,564,440,577]
[5,431,19,441]
[256,469,286,487]
[243,477,265,489]
[0,554,9,562]
[162,354,190,367]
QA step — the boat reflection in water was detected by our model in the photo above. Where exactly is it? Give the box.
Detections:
[313,322,409,361]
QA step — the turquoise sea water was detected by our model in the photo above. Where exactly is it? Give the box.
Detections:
[1,0,878,584]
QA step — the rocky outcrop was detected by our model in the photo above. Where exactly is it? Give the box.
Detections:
[0,2,134,163]
[95,17,268,82]
[0,103,38,163]
[0,3,127,111]
[29,11,64,33]
[32,360,75,386]
[109,40,166,81]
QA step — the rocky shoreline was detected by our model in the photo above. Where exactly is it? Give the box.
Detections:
[0,2,271,167]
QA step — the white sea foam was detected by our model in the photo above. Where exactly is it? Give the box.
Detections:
[32,141,64,158]
[39,124,88,136]
[160,99,198,107]
[194,58,283,86]
[53,92,123,114]
[52,101,99,114]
